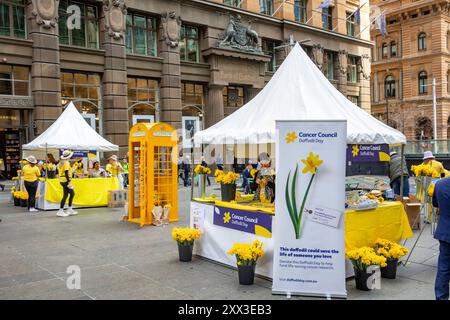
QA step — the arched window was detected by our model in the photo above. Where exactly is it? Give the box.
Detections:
[415,116,433,140]
[447,116,450,139]
[382,43,388,58]
[385,75,396,98]
[418,32,427,50]
[448,70,450,93]
[390,41,397,57]
[418,71,428,94]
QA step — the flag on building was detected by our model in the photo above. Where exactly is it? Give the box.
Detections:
[317,0,331,10]
[379,12,387,37]
[354,7,361,24]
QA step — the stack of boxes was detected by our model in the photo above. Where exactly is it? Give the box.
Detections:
[108,190,128,208]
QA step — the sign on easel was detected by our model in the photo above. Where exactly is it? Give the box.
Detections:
[272,120,347,298]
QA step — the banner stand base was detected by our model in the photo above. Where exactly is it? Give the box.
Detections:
[272,290,347,300]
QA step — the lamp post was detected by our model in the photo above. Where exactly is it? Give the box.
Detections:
[432,78,437,154]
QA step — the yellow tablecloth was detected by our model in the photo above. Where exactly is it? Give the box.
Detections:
[45,178,120,206]
[345,201,413,251]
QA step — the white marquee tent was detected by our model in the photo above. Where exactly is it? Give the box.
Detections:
[194,43,406,146]
[23,102,119,153]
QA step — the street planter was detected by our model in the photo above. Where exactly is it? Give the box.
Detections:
[354,268,374,291]
[178,243,194,262]
[221,183,236,202]
[381,258,398,279]
[237,264,256,285]
[20,199,27,207]
[47,171,56,179]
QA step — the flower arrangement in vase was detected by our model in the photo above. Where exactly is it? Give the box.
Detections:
[172,227,202,262]
[194,165,211,198]
[215,171,240,202]
[44,162,57,179]
[374,238,408,279]
[228,240,264,285]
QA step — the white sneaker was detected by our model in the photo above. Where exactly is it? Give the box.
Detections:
[57,209,69,217]
[67,207,78,216]
[29,208,39,213]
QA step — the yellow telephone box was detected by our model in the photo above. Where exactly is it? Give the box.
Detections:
[128,123,178,227]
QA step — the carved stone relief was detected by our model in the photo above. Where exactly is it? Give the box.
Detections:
[31,0,59,29]
[338,50,348,75]
[312,44,324,71]
[103,0,127,40]
[217,15,262,54]
[161,11,182,48]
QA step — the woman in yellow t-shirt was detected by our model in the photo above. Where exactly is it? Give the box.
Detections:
[71,158,84,178]
[422,151,450,177]
[22,155,41,212]
[106,155,124,189]
[57,150,77,217]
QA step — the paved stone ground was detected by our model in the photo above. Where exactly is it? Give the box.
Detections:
[0,180,439,300]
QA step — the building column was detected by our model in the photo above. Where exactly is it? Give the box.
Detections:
[359,54,371,112]
[205,85,224,128]
[101,0,128,157]
[159,12,182,131]
[28,0,61,137]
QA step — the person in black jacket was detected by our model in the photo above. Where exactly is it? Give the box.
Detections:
[182,156,191,187]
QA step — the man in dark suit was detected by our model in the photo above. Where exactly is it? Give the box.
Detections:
[432,176,450,300]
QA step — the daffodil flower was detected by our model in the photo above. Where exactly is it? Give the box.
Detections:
[286,152,325,239]
[223,212,231,223]
[301,152,323,174]
[285,131,297,144]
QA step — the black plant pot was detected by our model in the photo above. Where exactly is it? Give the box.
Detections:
[237,264,256,285]
[381,259,398,279]
[354,269,372,291]
[20,199,27,207]
[178,243,194,262]
[14,197,20,206]
[221,184,236,202]
[47,171,56,179]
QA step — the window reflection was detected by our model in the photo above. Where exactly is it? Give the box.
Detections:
[0,0,25,39]
[61,71,101,131]
[0,64,30,96]
[58,1,99,49]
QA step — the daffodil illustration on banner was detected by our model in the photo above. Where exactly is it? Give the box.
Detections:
[273,120,347,298]
[285,152,323,239]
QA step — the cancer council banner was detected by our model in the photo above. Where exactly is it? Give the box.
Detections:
[272,120,347,298]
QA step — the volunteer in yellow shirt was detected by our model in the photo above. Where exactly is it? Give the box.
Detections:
[72,158,84,177]
[57,150,78,217]
[422,151,450,177]
[106,155,124,189]
[22,155,41,212]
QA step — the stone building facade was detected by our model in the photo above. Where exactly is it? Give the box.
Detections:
[371,0,450,141]
[0,0,372,177]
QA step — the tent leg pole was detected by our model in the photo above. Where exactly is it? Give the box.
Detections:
[400,144,405,199]
[45,143,48,182]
